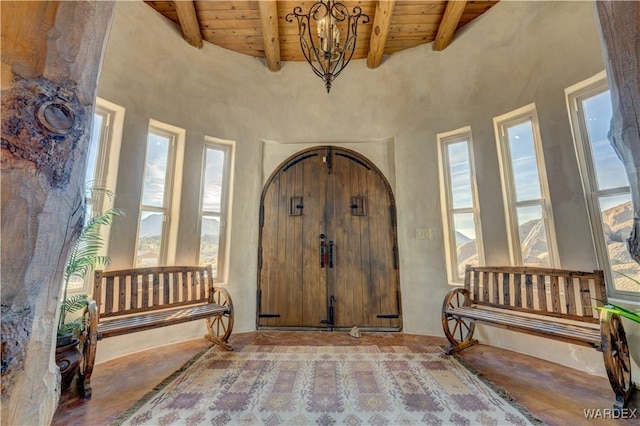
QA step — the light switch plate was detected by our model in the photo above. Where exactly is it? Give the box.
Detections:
[415,229,430,240]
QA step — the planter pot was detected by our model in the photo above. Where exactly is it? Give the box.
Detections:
[55,338,81,391]
[56,334,75,347]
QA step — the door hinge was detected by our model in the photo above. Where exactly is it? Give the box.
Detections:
[336,153,371,170]
[284,153,318,171]
[377,290,401,319]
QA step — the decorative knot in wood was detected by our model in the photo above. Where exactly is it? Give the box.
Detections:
[1,76,87,188]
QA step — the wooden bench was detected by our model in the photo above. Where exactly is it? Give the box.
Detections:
[78,265,234,398]
[441,265,634,409]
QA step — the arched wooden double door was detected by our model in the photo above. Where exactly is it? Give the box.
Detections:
[258,147,401,331]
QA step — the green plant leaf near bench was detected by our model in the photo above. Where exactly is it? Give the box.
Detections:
[594,271,640,324]
[596,304,640,323]
[58,294,90,337]
[58,186,123,339]
[56,186,123,393]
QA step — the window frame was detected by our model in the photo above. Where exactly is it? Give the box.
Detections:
[68,98,125,293]
[494,104,560,267]
[565,71,638,300]
[134,120,185,267]
[88,108,110,203]
[437,126,485,284]
[197,137,234,283]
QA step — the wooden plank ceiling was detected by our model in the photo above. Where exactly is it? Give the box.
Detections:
[145,1,499,71]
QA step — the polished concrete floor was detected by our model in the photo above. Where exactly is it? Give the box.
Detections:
[52,331,637,425]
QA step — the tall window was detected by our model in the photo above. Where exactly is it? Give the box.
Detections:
[198,138,233,280]
[135,121,184,267]
[494,104,559,267]
[84,109,109,221]
[69,98,125,291]
[567,72,640,297]
[438,127,484,283]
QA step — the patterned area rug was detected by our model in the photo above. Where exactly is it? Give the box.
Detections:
[116,345,542,426]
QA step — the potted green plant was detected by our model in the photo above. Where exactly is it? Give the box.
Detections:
[56,186,122,389]
[57,294,90,346]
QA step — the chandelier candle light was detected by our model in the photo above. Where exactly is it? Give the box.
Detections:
[286,0,369,93]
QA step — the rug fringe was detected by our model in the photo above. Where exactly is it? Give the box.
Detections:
[111,346,212,426]
[448,349,545,426]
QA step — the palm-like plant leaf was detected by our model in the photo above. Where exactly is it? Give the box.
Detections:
[58,187,123,337]
[58,320,85,337]
[64,208,123,282]
[63,294,89,314]
[597,304,640,323]
[592,268,640,325]
[616,270,640,285]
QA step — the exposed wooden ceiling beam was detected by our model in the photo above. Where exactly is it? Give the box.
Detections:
[433,0,467,51]
[367,0,396,69]
[174,0,203,49]
[258,0,281,72]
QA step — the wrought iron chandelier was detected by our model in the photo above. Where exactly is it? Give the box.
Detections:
[286,0,369,93]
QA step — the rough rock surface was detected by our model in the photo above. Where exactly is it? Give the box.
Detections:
[596,1,640,264]
[1,2,115,425]
[1,76,86,188]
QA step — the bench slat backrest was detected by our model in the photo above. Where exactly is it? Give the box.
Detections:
[463,265,606,324]
[94,265,214,319]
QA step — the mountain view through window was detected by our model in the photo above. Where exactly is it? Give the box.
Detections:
[582,90,640,293]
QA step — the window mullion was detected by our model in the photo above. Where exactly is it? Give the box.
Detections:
[450,207,475,214]
[140,205,165,213]
[514,199,543,208]
[595,186,631,198]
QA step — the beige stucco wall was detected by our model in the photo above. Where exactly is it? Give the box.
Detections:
[94,0,638,382]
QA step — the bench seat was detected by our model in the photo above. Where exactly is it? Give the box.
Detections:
[97,303,229,340]
[446,306,601,349]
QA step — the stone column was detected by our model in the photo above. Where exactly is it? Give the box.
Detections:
[595,1,640,263]
[1,2,114,425]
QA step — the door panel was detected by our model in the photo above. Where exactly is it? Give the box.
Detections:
[300,153,326,326]
[329,153,366,328]
[259,152,327,327]
[258,147,401,330]
[327,151,400,329]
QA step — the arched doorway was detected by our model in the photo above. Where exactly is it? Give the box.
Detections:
[257,146,401,331]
